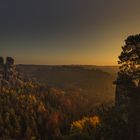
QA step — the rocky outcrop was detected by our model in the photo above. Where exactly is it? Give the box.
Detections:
[127,87,140,140]
[0,57,23,90]
[115,76,140,140]
[0,57,4,65]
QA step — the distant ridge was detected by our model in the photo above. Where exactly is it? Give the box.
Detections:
[17,64,119,74]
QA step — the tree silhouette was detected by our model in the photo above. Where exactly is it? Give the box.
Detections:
[117,34,140,140]
[118,34,140,86]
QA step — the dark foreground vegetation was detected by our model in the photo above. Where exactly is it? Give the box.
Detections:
[0,83,128,140]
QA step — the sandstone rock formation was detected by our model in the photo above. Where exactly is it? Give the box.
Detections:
[0,57,23,90]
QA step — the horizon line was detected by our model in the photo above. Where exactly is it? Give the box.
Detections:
[16,63,118,66]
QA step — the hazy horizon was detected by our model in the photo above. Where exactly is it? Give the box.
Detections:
[16,63,118,66]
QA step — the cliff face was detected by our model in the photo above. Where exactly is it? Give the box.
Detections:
[115,78,140,140]
[115,82,129,122]
[0,57,23,89]
[127,88,140,140]
[0,57,4,81]
[115,84,128,109]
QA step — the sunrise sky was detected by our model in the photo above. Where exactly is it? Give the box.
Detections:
[1,0,140,65]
